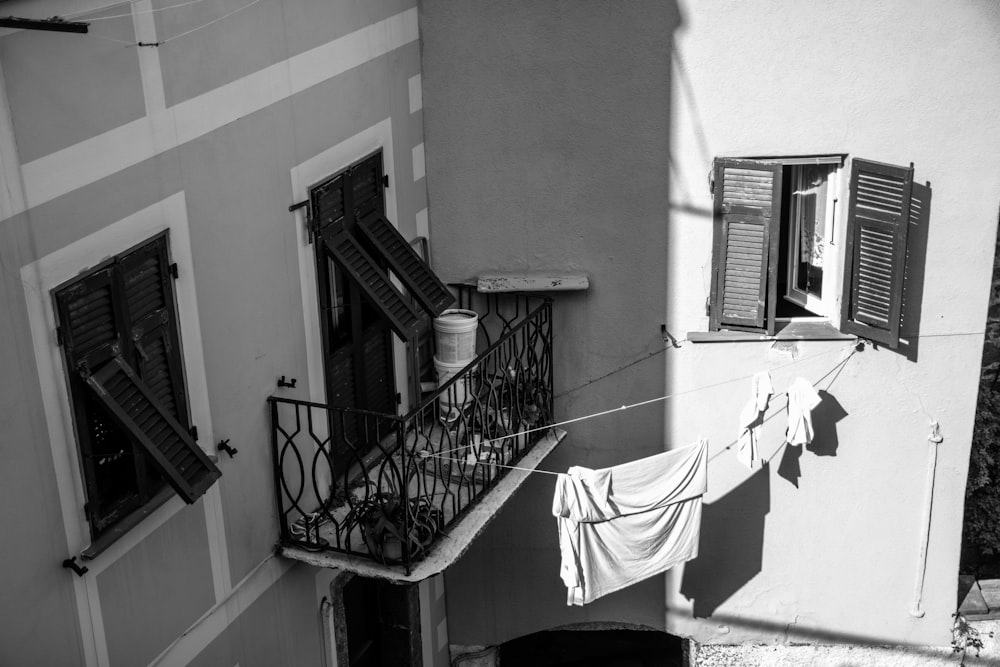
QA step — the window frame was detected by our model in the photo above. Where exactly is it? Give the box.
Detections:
[707,154,914,348]
[52,231,219,547]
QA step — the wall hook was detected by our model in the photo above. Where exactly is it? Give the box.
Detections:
[277,376,297,389]
[218,439,239,458]
[62,556,88,577]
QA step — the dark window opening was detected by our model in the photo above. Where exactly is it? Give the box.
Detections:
[343,576,421,667]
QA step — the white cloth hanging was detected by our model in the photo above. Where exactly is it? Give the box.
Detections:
[786,377,822,446]
[552,439,708,606]
[736,371,773,469]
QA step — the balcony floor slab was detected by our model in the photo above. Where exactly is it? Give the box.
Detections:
[280,428,566,582]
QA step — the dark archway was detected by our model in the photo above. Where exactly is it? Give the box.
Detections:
[498,627,684,667]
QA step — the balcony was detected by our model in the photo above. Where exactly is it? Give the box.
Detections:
[268,289,564,580]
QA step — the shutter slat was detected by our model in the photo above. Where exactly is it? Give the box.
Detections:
[322,228,421,340]
[356,213,455,318]
[86,357,220,503]
[840,158,913,347]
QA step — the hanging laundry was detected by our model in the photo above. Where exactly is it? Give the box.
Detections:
[552,439,708,606]
[736,371,773,469]
[786,377,822,446]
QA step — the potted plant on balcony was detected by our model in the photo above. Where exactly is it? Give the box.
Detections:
[350,486,444,564]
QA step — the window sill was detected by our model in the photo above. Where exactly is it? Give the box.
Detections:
[688,320,857,344]
[81,486,175,560]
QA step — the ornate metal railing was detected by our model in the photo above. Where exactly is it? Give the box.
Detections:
[269,289,553,573]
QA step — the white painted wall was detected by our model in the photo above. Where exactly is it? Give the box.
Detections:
[419,0,1000,651]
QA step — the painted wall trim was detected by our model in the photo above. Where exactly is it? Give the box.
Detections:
[11,7,418,217]
[20,191,222,667]
[148,554,294,667]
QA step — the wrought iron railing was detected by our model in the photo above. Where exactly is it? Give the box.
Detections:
[269,289,553,573]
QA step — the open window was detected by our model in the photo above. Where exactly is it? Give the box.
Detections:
[708,155,916,348]
[309,150,453,471]
[54,232,220,549]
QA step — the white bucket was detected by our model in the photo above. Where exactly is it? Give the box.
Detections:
[434,357,476,409]
[433,309,479,364]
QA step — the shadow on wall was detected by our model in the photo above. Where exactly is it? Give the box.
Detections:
[807,390,848,457]
[680,464,770,618]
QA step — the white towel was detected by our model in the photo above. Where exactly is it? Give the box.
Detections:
[786,377,822,446]
[552,439,708,605]
[736,372,773,469]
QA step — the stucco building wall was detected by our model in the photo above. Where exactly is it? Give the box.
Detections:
[419,0,1000,652]
[0,1,433,665]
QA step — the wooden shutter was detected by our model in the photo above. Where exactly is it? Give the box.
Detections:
[357,213,455,318]
[839,158,913,347]
[312,172,345,234]
[709,159,782,333]
[321,228,422,340]
[56,267,122,371]
[119,235,187,423]
[86,356,220,503]
[348,152,385,223]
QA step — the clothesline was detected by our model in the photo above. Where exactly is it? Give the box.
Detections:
[418,341,860,476]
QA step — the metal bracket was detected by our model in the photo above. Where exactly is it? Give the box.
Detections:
[217,439,239,458]
[62,556,89,577]
[277,376,297,389]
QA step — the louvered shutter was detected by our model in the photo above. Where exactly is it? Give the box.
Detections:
[709,159,783,333]
[86,357,220,503]
[55,267,131,525]
[312,172,345,233]
[321,228,422,340]
[119,236,187,423]
[839,159,913,347]
[357,213,455,317]
[56,267,122,372]
[347,152,385,223]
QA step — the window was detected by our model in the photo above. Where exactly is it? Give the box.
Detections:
[53,232,220,546]
[309,150,453,470]
[709,156,918,348]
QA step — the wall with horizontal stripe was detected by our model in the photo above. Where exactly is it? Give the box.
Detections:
[0,1,426,665]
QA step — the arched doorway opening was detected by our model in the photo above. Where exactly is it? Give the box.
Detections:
[498,625,684,667]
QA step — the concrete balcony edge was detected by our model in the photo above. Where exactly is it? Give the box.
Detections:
[280,427,568,582]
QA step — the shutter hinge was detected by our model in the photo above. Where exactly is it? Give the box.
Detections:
[189,425,198,441]
[82,502,92,522]
[396,392,402,405]
[382,175,390,189]
[169,263,179,279]
[56,326,65,346]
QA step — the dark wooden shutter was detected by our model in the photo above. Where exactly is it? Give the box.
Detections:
[348,152,385,223]
[119,235,187,423]
[709,159,782,333]
[321,228,422,340]
[313,173,345,233]
[839,158,913,347]
[86,356,220,503]
[56,267,132,527]
[56,266,122,372]
[357,213,455,318]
